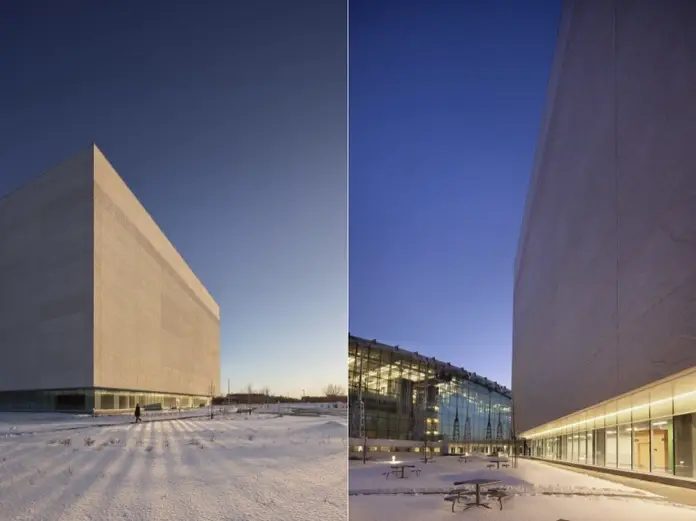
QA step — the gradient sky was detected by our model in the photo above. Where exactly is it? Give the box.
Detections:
[0,1,347,398]
[349,0,561,388]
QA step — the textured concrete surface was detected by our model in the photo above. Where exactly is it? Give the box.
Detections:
[0,148,94,391]
[93,146,220,396]
[513,0,696,433]
[0,145,220,396]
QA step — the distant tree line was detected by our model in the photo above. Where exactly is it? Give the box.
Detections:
[211,383,347,405]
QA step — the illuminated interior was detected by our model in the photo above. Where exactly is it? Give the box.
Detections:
[521,367,696,479]
[349,335,512,452]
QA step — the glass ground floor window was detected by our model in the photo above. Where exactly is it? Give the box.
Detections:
[0,388,94,412]
[94,388,208,411]
[528,413,695,479]
[0,387,210,412]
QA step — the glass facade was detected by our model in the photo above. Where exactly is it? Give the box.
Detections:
[349,336,512,454]
[527,403,696,480]
[0,387,210,412]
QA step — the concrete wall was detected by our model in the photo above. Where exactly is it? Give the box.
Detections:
[93,146,220,396]
[0,148,94,391]
[512,0,696,434]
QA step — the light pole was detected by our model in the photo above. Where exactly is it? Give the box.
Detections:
[422,377,429,464]
[357,352,367,464]
[209,381,215,420]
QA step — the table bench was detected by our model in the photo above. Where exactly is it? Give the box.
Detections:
[485,487,512,510]
[487,459,510,470]
[384,464,416,479]
[443,490,476,512]
[449,478,503,510]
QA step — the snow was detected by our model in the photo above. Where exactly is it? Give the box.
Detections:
[0,409,215,436]
[349,455,696,521]
[0,412,347,521]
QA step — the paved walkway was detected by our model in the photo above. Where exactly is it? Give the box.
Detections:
[538,460,696,507]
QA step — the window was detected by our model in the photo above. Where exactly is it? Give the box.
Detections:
[632,421,650,472]
[605,428,617,468]
[651,418,673,474]
[674,413,696,478]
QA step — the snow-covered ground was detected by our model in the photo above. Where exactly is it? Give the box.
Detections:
[0,412,347,521]
[349,455,696,521]
[0,408,217,436]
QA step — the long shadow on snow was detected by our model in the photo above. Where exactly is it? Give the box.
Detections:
[0,438,94,493]
[131,421,159,518]
[0,438,53,464]
[5,436,125,521]
[50,422,151,519]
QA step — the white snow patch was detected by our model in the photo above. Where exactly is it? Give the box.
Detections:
[350,456,696,521]
[0,413,347,520]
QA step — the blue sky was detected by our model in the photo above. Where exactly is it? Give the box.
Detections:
[349,0,561,388]
[0,1,347,398]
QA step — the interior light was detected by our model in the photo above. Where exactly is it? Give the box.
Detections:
[522,388,696,438]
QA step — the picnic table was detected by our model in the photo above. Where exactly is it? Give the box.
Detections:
[389,464,415,479]
[487,458,509,469]
[450,478,502,510]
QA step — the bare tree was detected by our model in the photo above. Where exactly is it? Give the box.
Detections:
[246,383,253,411]
[262,386,271,407]
[324,384,347,398]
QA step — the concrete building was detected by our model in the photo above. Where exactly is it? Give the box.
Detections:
[0,145,220,412]
[349,335,512,456]
[512,1,696,480]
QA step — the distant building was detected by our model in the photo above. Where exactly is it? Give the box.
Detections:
[0,145,220,412]
[349,335,512,455]
[513,1,696,480]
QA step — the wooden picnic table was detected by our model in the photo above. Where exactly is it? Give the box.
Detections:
[452,478,502,509]
[390,464,415,479]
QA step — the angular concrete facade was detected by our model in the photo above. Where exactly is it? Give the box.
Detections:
[0,148,95,392]
[0,145,220,411]
[513,1,696,435]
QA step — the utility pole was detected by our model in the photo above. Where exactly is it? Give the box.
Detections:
[464,379,472,453]
[452,389,460,442]
[485,391,493,455]
[511,401,519,469]
[422,374,429,464]
[358,352,367,464]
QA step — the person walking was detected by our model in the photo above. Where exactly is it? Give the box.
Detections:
[134,403,142,423]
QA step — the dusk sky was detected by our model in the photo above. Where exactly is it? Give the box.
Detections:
[349,0,561,388]
[0,1,347,397]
